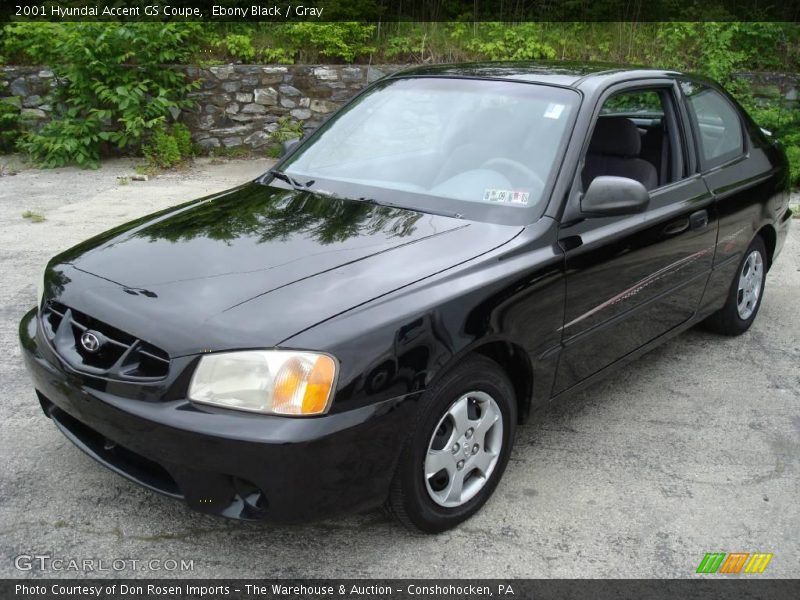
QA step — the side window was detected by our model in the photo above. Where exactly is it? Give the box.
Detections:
[600,90,663,117]
[681,81,744,168]
[582,88,678,192]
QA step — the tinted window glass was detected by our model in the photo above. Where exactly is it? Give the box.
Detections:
[681,81,743,166]
[280,78,580,224]
[600,90,663,117]
[583,88,675,191]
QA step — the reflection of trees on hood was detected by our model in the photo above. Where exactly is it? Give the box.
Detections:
[138,183,422,246]
[45,268,72,299]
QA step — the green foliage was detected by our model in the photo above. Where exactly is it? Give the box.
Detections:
[272,23,376,63]
[143,129,180,169]
[265,145,283,159]
[143,123,195,169]
[271,117,304,143]
[1,22,63,64]
[19,115,106,168]
[171,122,194,157]
[742,101,800,187]
[450,23,556,61]
[602,90,663,114]
[2,20,798,186]
[785,146,800,187]
[284,23,376,62]
[0,101,22,153]
[11,23,201,167]
[4,21,797,72]
[209,145,252,160]
[214,33,257,63]
[264,117,305,158]
[192,23,376,64]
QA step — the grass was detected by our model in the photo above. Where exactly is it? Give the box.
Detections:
[265,144,282,159]
[22,210,46,223]
[134,163,159,177]
[210,146,254,160]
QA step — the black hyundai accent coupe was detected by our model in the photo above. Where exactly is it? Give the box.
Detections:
[20,63,792,532]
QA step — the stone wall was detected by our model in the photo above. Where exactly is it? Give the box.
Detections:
[1,65,797,152]
[0,64,406,152]
[0,66,56,121]
[732,71,799,106]
[181,64,404,150]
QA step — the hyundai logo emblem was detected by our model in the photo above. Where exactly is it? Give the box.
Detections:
[80,331,102,354]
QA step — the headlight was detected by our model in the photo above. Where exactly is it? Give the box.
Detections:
[188,350,337,416]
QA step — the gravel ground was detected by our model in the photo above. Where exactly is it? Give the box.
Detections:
[0,159,798,579]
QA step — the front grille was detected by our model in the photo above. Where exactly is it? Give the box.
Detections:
[41,301,170,380]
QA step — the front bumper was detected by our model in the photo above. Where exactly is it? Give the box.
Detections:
[19,308,415,523]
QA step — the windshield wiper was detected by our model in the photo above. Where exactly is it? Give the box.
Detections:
[360,197,463,219]
[267,169,315,191]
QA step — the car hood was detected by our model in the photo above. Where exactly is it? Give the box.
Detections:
[48,181,523,356]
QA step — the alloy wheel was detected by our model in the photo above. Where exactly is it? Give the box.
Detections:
[736,250,763,320]
[424,391,504,508]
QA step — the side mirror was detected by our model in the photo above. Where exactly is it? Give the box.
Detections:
[281,138,300,157]
[581,176,650,217]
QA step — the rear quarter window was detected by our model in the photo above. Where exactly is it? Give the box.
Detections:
[681,81,744,169]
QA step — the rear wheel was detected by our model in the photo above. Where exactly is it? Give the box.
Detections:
[386,355,516,533]
[704,236,767,336]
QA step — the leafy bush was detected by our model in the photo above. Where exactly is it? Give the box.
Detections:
[15,23,201,168]
[263,117,305,158]
[143,129,180,169]
[737,95,800,187]
[271,117,304,143]
[214,33,256,63]
[1,22,63,64]
[171,122,194,158]
[785,146,800,188]
[250,23,375,63]
[18,114,110,168]
[450,23,556,61]
[0,101,22,153]
[143,123,195,169]
[286,23,376,62]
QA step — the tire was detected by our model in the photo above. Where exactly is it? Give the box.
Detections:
[703,235,767,336]
[385,354,517,533]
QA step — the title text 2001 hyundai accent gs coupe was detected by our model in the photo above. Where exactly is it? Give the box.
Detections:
[20,63,792,532]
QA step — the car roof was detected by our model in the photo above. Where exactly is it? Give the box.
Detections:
[388,61,684,90]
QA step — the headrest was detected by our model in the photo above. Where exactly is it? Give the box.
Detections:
[588,117,641,157]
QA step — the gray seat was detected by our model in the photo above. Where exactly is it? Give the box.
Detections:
[583,117,658,191]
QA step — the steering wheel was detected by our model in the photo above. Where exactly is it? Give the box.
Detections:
[481,158,544,190]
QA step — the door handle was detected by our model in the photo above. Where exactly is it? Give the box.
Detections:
[689,210,709,230]
[663,218,689,235]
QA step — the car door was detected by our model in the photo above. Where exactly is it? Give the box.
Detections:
[553,80,718,394]
[678,78,773,314]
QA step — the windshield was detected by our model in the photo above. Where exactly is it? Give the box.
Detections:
[277,77,580,224]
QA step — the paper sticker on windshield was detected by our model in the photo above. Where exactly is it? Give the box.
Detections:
[484,189,529,205]
[544,103,565,119]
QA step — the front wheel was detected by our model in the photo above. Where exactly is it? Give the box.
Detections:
[703,236,767,336]
[385,355,516,533]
